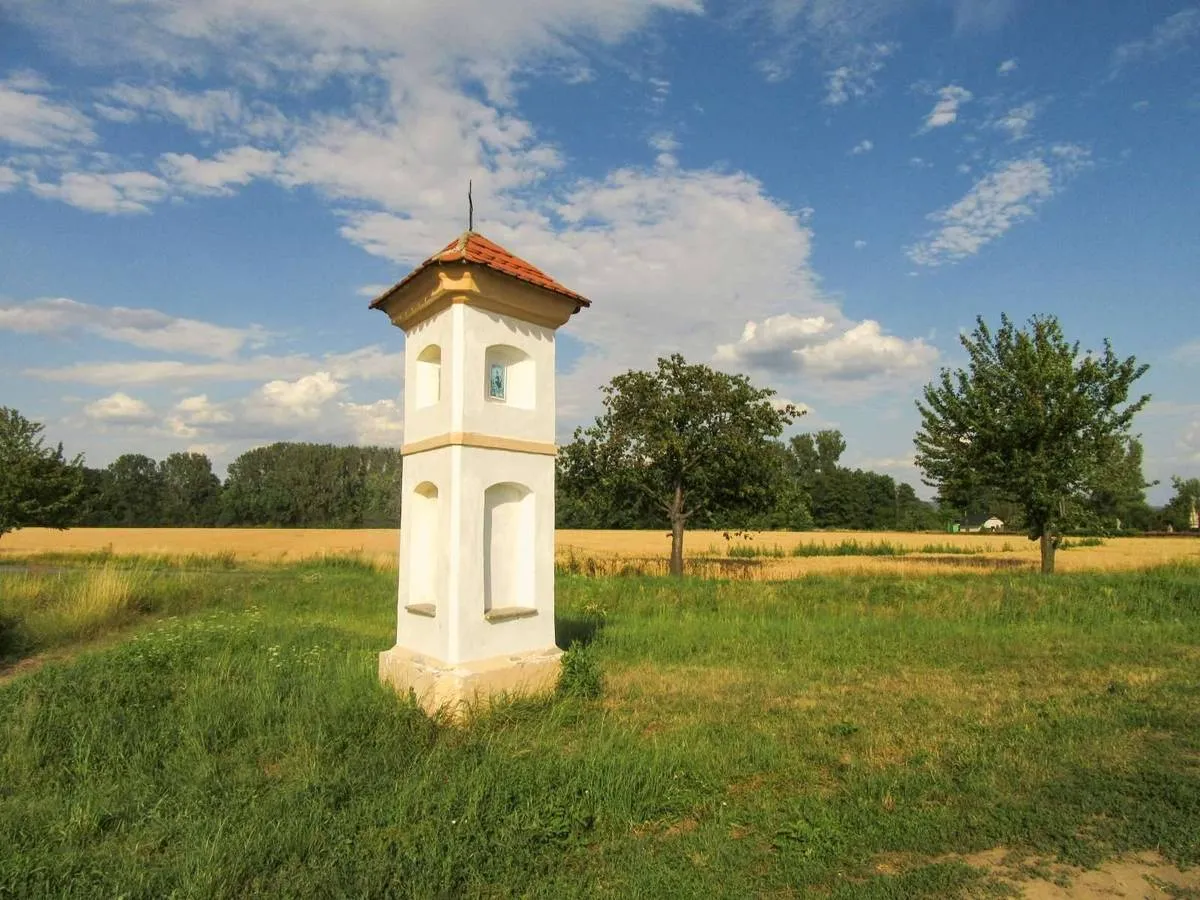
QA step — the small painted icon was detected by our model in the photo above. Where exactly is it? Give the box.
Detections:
[489,363,506,401]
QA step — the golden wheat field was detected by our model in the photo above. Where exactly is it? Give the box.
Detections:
[3,527,1198,577]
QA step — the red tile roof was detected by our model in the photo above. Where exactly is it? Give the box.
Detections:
[370,231,590,308]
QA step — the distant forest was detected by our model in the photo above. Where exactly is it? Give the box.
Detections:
[61,430,1194,533]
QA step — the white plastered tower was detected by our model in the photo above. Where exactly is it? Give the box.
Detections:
[371,231,590,713]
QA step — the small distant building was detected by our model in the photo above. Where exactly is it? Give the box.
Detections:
[961,514,1004,533]
[1189,497,1199,531]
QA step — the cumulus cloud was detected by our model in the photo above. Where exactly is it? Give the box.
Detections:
[0,297,268,358]
[1112,8,1200,74]
[0,166,20,191]
[0,70,95,148]
[715,315,937,381]
[854,239,867,249]
[850,139,874,155]
[97,84,246,133]
[997,58,1018,75]
[164,375,404,446]
[907,145,1091,267]
[85,392,155,423]
[921,84,972,130]
[823,42,898,106]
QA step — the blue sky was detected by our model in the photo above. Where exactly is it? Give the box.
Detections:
[1,0,1197,501]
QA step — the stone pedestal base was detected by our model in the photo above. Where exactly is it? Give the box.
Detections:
[378,644,562,716]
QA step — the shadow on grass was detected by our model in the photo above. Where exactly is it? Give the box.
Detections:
[894,554,1033,570]
[555,612,604,650]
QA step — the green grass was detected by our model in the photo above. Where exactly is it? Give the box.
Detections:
[1,563,1198,897]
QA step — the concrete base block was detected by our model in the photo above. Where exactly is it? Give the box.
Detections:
[379,644,562,716]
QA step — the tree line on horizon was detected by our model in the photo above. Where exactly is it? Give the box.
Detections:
[3,314,1199,568]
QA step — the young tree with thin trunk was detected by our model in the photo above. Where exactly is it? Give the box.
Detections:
[914,314,1149,574]
[559,354,800,576]
[0,407,84,543]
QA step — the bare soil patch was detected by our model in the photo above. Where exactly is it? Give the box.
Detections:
[959,848,1199,898]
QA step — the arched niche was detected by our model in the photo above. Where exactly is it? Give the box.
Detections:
[482,482,534,615]
[406,481,440,615]
[414,344,441,409]
[484,344,534,409]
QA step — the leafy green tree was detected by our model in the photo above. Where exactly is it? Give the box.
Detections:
[0,407,84,542]
[103,454,165,526]
[559,354,801,575]
[1086,438,1155,532]
[160,452,222,526]
[1161,477,1200,532]
[915,314,1149,574]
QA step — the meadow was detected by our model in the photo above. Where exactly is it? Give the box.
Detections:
[1,542,1198,898]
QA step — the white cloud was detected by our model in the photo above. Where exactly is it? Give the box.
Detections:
[997,58,1018,75]
[1112,8,1200,74]
[158,146,279,195]
[0,297,267,358]
[252,372,345,420]
[0,166,20,192]
[854,239,867,249]
[0,71,96,148]
[715,315,937,381]
[1132,99,1151,112]
[25,344,403,386]
[98,84,246,133]
[29,170,168,214]
[991,101,1039,140]
[823,42,897,106]
[908,146,1091,266]
[164,376,403,446]
[921,84,972,130]
[85,392,155,424]
[356,283,393,298]
[850,139,874,155]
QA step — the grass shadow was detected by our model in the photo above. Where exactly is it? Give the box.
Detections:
[556,612,604,649]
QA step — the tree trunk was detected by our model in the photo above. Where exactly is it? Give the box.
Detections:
[669,482,685,577]
[1039,530,1056,575]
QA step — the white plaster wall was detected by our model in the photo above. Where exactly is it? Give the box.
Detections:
[395,448,454,661]
[451,445,556,662]
[460,306,555,444]
[402,311,455,445]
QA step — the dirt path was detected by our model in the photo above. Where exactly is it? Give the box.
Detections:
[963,849,1199,898]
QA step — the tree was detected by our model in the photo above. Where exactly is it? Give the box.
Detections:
[160,452,222,526]
[1161,477,1200,532]
[1087,438,1155,532]
[559,354,800,576]
[914,314,1149,574]
[102,454,165,526]
[0,408,84,542]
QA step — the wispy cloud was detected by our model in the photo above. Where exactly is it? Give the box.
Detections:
[920,84,973,131]
[850,139,874,155]
[997,58,1018,76]
[1,297,269,358]
[1112,8,1200,74]
[823,42,898,106]
[0,70,95,148]
[990,101,1039,140]
[908,145,1091,267]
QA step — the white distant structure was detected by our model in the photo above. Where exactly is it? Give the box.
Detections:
[1189,497,1199,531]
[962,514,1005,533]
[370,231,590,713]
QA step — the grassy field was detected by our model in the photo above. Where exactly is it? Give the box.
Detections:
[2,558,1199,897]
[4,526,1200,577]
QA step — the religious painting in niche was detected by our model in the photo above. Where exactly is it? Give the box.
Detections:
[489,362,507,401]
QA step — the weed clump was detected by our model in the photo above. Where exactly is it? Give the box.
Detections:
[557,643,604,699]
